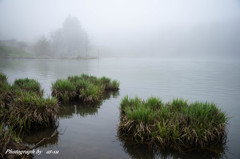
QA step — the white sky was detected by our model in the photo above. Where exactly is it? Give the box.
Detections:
[0,0,239,42]
[0,0,240,58]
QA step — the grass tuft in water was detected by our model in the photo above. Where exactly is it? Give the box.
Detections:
[52,74,120,104]
[13,78,43,96]
[118,96,229,153]
[0,72,7,84]
[0,73,58,156]
[0,72,59,130]
[6,91,59,130]
[51,79,76,103]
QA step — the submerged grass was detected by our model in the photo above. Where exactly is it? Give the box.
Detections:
[118,96,229,153]
[52,74,119,104]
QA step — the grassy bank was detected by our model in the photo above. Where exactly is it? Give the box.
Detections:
[118,96,229,153]
[52,74,119,104]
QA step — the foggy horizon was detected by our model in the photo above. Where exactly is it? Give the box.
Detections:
[1,1,240,158]
[0,0,240,58]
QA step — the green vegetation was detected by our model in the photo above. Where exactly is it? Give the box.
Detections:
[0,45,32,58]
[0,72,58,158]
[0,72,58,130]
[13,78,43,96]
[118,96,229,152]
[7,91,58,130]
[52,74,119,104]
[0,72,7,84]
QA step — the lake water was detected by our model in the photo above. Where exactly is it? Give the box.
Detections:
[0,58,240,159]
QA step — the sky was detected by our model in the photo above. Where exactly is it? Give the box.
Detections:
[0,0,240,58]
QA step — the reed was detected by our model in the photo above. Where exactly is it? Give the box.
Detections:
[0,72,59,130]
[0,73,16,121]
[13,78,43,96]
[51,79,76,103]
[52,74,119,104]
[118,96,229,152]
[0,73,58,157]
[0,72,7,84]
[6,91,59,130]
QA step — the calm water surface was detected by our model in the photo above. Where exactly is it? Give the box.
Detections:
[0,58,240,159]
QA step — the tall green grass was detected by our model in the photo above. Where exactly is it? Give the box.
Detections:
[13,78,43,96]
[0,73,58,156]
[118,96,229,152]
[0,72,59,130]
[52,79,76,103]
[0,72,7,84]
[52,74,119,104]
[7,91,58,130]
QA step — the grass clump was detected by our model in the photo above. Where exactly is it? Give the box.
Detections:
[118,96,229,153]
[0,72,58,157]
[6,91,59,130]
[0,72,7,84]
[79,83,103,103]
[0,72,59,130]
[13,78,43,96]
[51,79,76,103]
[52,74,119,104]
[0,73,16,121]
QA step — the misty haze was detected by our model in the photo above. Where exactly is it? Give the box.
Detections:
[0,0,240,159]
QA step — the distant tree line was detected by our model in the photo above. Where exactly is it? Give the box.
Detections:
[34,16,89,57]
[0,16,89,57]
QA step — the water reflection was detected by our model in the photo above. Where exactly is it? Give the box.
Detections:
[118,134,227,159]
[1,58,239,158]
[58,103,100,118]
[21,90,119,151]
[22,127,59,148]
[58,90,119,118]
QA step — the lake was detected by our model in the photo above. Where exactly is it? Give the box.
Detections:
[0,58,240,159]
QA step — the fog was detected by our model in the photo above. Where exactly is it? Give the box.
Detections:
[0,0,240,59]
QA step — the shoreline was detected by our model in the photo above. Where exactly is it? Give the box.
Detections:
[0,56,98,60]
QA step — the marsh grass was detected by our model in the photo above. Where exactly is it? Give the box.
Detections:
[118,96,229,153]
[0,72,7,84]
[52,74,119,104]
[0,73,18,121]
[0,73,58,157]
[51,79,76,103]
[0,72,59,130]
[6,91,59,130]
[13,78,43,96]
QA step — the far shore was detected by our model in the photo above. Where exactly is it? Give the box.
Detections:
[0,56,98,60]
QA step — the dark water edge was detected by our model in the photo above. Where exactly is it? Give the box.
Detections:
[0,58,240,159]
